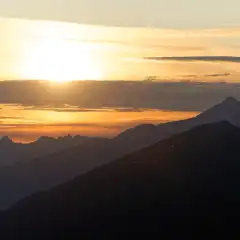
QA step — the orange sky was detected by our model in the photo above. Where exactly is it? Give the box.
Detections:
[0,17,239,82]
[0,104,198,142]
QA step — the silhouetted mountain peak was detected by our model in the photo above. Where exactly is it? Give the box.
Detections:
[58,135,74,141]
[0,136,13,144]
[36,136,55,143]
[197,97,240,122]
[221,97,240,107]
[209,97,240,113]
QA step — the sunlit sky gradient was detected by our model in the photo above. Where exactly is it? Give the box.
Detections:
[0,103,198,142]
[0,17,240,81]
[0,1,239,141]
[0,0,239,81]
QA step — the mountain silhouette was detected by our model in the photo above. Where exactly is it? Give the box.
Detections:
[156,96,240,138]
[0,125,159,209]
[0,135,99,166]
[197,96,240,122]
[0,97,240,209]
[2,121,240,237]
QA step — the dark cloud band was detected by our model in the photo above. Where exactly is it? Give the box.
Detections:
[145,56,240,63]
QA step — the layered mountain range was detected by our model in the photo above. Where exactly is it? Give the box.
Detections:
[0,97,240,209]
[0,98,240,237]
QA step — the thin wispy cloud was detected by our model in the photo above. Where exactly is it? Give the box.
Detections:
[21,107,113,113]
[204,73,231,77]
[66,37,207,52]
[0,116,25,120]
[19,106,168,113]
[181,73,232,78]
[20,106,149,113]
[144,56,240,63]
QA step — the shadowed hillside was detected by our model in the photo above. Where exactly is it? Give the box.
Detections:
[2,121,240,237]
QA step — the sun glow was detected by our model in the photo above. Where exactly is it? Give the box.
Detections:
[21,38,103,82]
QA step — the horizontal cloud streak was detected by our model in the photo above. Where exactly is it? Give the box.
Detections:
[182,73,231,78]
[204,73,231,77]
[20,106,151,113]
[0,116,24,120]
[67,38,206,51]
[145,56,240,63]
[2,81,240,111]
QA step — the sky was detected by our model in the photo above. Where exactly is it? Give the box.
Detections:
[0,0,239,141]
[0,17,239,81]
[0,1,239,81]
[1,80,240,142]
[0,0,240,28]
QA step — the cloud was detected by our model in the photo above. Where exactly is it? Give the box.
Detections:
[21,106,146,113]
[144,56,240,63]
[113,108,144,112]
[22,107,111,112]
[181,73,231,78]
[181,74,199,78]
[20,106,166,113]
[0,116,24,119]
[64,37,207,53]
[153,45,205,51]
[2,80,240,112]
[204,73,231,77]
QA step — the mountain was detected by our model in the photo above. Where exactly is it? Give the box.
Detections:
[2,121,240,237]
[0,125,160,209]
[0,97,240,210]
[195,96,240,123]
[0,135,99,166]
[156,96,240,138]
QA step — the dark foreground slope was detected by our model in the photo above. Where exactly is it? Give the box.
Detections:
[2,122,240,237]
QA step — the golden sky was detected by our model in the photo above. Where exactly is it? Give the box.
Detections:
[0,17,239,142]
[0,2,239,142]
[0,17,240,82]
[0,104,198,142]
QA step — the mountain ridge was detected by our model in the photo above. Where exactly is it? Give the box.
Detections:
[0,135,101,166]
[3,121,240,236]
[0,97,239,210]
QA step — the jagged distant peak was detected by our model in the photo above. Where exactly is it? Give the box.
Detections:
[198,97,240,119]
[0,136,13,144]
[221,97,240,105]
[36,136,55,142]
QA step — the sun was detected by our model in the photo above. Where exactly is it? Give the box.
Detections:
[21,38,103,82]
